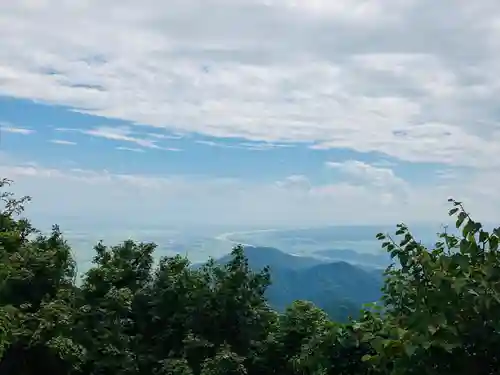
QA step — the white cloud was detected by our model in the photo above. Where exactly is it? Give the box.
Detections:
[275,175,312,191]
[55,126,182,151]
[116,146,145,153]
[238,142,294,151]
[1,123,35,135]
[147,132,185,140]
[326,160,410,207]
[0,1,499,235]
[83,126,158,148]
[0,0,499,167]
[50,139,77,145]
[196,139,294,150]
[326,160,405,188]
[1,158,497,233]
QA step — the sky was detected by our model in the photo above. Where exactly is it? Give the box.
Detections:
[0,0,499,231]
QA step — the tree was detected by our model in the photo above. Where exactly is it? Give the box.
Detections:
[133,246,276,375]
[255,300,330,375]
[293,314,375,375]
[361,200,500,375]
[200,345,247,375]
[75,240,156,375]
[0,179,82,375]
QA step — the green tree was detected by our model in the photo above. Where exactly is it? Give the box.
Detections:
[200,345,247,375]
[133,254,207,374]
[0,179,81,375]
[294,315,375,375]
[75,240,156,375]
[362,200,500,375]
[255,300,330,375]
[133,246,276,375]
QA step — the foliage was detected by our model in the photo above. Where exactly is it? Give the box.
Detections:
[1,178,500,375]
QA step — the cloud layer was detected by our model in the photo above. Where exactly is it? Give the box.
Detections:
[1,1,500,233]
[1,0,500,167]
[2,157,498,232]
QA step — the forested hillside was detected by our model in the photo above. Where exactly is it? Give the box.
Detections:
[214,246,383,321]
[1,177,500,375]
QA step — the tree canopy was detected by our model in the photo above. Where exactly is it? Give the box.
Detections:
[1,178,499,375]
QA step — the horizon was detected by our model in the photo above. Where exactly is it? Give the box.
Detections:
[49,221,444,275]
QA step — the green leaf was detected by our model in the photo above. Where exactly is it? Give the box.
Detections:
[404,343,417,357]
[361,354,373,362]
[400,234,412,247]
[441,342,459,353]
[371,337,385,352]
[361,332,375,342]
[463,220,476,237]
[452,278,466,293]
[459,240,470,254]
[479,231,489,243]
[456,212,467,228]
[468,288,479,296]
[428,325,437,335]
[489,236,499,251]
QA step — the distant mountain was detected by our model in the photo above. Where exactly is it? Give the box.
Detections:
[214,246,383,322]
[314,248,392,268]
[216,245,325,270]
[266,261,382,321]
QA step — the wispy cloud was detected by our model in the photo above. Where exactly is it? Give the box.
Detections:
[195,140,294,151]
[195,140,234,149]
[55,126,181,151]
[83,126,159,148]
[116,146,145,153]
[1,1,499,167]
[1,1,499,233]
[1,123,35,135]
[50,139,77,146]
[147,132,185,140]
[238,142,294,151]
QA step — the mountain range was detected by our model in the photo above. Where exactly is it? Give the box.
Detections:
[314,248,391,268]
[214,246,384,321]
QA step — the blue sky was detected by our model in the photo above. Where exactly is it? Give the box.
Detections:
[0,0,499,230]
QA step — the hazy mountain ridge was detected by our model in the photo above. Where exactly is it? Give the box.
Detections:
[214,245,383,321]
[314,248,392,268]
[216,245,325,270]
